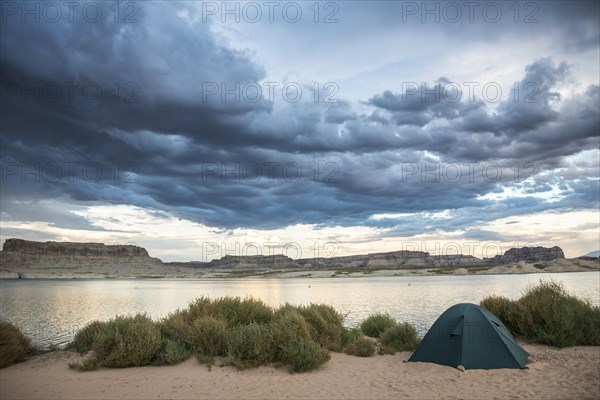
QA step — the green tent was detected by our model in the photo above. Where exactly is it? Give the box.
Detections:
[408,303,529,369]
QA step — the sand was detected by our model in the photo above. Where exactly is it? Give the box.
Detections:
[1,344,599,400]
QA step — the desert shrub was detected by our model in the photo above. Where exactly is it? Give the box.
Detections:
[479,280,600,347]
[379,322,421,354]
[68,320,106,354]
[68,358,101,372]
[292,304,344,351]
[340,326,362,348]
[214,297,273,326]
[271,311,312,348]
[226,323,274,368]
[279,338,330,373]
[186,297,273,327]
[92,314,162,368]
[360,313,397,338]
[0,321,30,368]
[158,310,192,344]
[480,295,516,328]
[152,337,190,366]
[270,309,331,371]
[515,281,600,347]
[344,336,376,357]
[187,316,227,356]
[305,304,345,326]
[576,305,600,346]
[186,297,214,321]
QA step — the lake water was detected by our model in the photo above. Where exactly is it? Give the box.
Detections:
[1,272,598,348]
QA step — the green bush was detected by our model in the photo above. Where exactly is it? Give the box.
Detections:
[68,320,106,354]
[340,326,362,348]
[0,321,30,368]
[576,305,600,346]
[187,316,227,356]
[344,336,376,357]
[187,297,273,327]
[516,281,600,347]
[292,304,344,351]
[360,313,398,338]
[271,311,312,347]
[379,323,421,354]
[479,280,600,348]
[226,323,274,369]
[279,338,330,372]
[214,297,273,326]
[158,310,192,344]
[480,295,515,327]
[152,337,190,366]
[92,314,162,368]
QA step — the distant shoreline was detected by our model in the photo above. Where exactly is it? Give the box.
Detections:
[1,259,598,280]
[4,239,598,280]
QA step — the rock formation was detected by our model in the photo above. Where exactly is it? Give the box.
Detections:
[0,238,569,275]
[296,250,432,269]
[0,238,163,268]
[484,246,565,264]
[206,254,300,269]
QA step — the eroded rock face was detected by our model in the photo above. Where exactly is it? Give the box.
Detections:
[431,255,482,267]
[297,251,433,268]
[0,238,163,267]
[207,254,300,269]
[484,246,565,264]
[0,238,568,273]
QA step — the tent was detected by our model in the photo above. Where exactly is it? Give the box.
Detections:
[408,303,529,370]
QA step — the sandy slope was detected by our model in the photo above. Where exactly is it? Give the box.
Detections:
[1,344,599,400]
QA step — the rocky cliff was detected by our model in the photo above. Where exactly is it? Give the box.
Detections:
[0,238,568,274]
[206,254,300,269]
[484,246,565,264]
[0,238,163,268]
[296,250,432,269]
[168,247,566,270]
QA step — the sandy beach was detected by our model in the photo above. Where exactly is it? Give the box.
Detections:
[1,344,598,400]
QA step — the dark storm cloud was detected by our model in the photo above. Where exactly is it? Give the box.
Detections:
[368,78,486,127]
[0,1,599,235]
[459,58,569,135]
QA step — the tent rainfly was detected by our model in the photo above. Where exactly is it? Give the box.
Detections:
[408,303,529,370]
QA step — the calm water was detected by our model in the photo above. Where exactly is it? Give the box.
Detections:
[1,272,598,348]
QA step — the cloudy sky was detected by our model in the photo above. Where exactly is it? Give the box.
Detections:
[1,1,598,261]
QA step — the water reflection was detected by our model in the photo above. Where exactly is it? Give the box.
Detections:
[1,272,598,348]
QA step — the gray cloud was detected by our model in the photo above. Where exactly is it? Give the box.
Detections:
[0,1,598,238]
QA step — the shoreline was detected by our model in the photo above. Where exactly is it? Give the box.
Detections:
[2,344,599,400]
[1,259,599,280]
